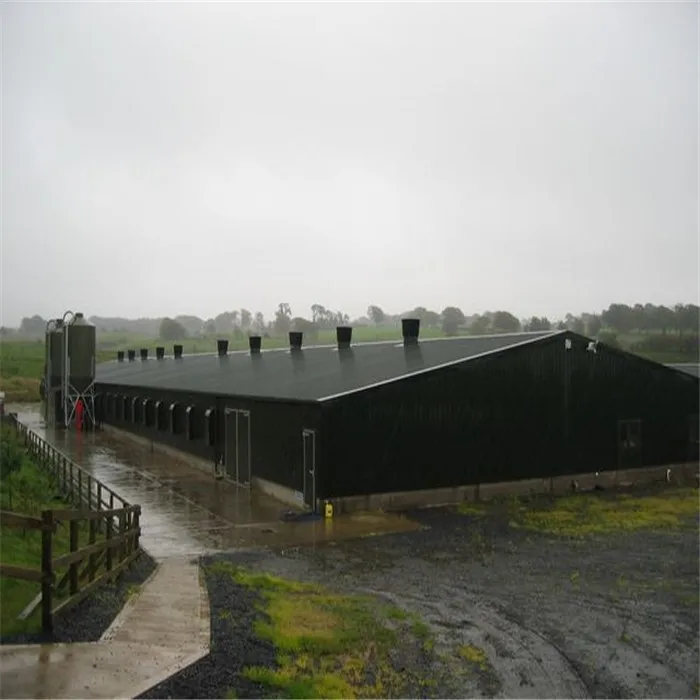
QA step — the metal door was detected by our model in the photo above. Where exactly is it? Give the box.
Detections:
[224,410,238,481]
[225,409,251,486]
[302,429,316,510]
[237,411,251,486]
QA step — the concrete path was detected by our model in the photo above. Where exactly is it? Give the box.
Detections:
[0,558,209,699]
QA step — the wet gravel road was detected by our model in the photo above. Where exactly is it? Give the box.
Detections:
[146,507,699,699]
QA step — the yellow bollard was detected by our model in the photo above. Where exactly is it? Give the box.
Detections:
[324,501,334,519]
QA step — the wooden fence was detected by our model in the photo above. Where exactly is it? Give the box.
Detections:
[0,415,142,633]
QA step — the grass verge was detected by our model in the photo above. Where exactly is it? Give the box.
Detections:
[0,426,105,638]
[457,487,699,537]
[209,562,437,699]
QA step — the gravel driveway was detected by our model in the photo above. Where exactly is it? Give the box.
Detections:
[143,487,699,699]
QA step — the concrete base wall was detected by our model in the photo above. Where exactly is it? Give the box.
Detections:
[100,424,698,517]
[101,423,218,477]
[328,462,699,516]
[252,476,305,511]
[101,423,306,510]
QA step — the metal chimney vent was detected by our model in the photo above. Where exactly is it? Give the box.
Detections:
[117,351,125,362]
[173,344,183,359]
[336,326,352,350]
[217,339,229,357]
[127,350,136,362]
[401,318,420,346]
[156,346,165,360]
[289,331,303,352]
[249,336,262,354]
[140,348,148,361]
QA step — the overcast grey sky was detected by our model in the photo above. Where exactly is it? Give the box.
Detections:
[2,1,698,327]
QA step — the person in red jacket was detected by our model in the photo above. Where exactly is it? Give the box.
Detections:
[76,398,84,431]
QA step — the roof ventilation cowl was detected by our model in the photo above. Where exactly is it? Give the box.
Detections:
[127,349,136,362]
[289,331,303,352]
[336,326,352,350]
[156,346,165,360]
[173,344,183,360]
[140,348,148,361]
[401,318,420,346]
[249,335,262,355]
[217,339,229,357]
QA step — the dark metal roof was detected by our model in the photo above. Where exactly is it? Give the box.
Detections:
[94,331,559,402]
[666,363,700,378]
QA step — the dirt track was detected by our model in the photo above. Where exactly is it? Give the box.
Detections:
[227,496,699,699]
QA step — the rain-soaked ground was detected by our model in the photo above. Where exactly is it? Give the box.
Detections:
[196,505,699,700]
[8,404,419,560]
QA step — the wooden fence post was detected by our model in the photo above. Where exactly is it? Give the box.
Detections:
[88,518,97,582]
[118,510,126,561]
[69,520,79,595]
[106,516,113,572]
[96,483,103,533]
[41,511,54,635]
[134,506,141,552]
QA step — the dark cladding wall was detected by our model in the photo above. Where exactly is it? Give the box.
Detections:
[95,382,322,495]
[217,396,321,495]
[320,333,699,499]
[97,384,218,464]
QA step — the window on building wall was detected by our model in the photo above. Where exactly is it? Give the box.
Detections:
[143,399,152,427]
[204,408,216,446]
[123,396,132,422]
[170,402,184,434]
[132,396,141,424]
[155,401,166,431]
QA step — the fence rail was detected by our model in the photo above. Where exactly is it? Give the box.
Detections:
[1,414,142,633]
[7,415,130,516]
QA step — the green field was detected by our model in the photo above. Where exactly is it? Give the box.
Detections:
[0,327,696,403]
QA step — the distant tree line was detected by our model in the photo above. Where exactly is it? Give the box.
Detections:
[7,302,699,347]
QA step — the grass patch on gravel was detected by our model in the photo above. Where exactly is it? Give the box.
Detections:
[209,562,436,699]
[457,643,490,671]
[517,488,698,536]
[458,487,699,537]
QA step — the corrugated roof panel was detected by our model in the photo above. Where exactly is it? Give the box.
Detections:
[95,331,559,402]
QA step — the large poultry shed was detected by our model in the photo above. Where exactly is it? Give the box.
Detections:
[94,320,699,510]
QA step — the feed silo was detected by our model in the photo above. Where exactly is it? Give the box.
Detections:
[48,320,64,390]
[67,313,96,392]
